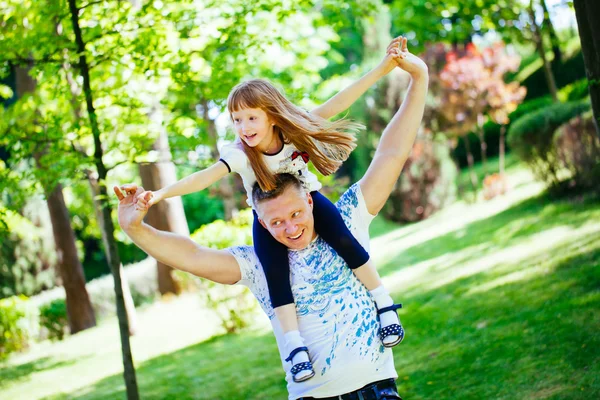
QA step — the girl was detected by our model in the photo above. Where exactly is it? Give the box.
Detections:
[137,37,409,383]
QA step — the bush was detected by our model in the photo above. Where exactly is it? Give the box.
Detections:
[508,96,555,123]
[0,207,57,298]
[451,97,554,169]
[522,50,586,100]
[197,280,258,334]
[558,79,590,102]
[39,299,68,341]
[84,260,158,318]
[181,188,226,234]
[554,111,600,190]
[0,295,38,359]
[508,100,592,187]
[384,134,457,222]
[190,209,258,333]
[190,209,253,249]
[29,257,158,324]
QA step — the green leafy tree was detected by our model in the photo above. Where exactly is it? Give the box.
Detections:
[1,0,380,396]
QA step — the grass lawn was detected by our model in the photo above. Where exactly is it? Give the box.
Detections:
[1,162,599,399]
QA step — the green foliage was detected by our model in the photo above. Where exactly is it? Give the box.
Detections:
[180,183,225,234]
[522,51,586,100]
[198,281,259,334]
[508,100,592,186]
[39,299,68,342]
[507,95,555,123]
[190,209,253,250]
[558,78,590,102]
[452,96,556,169]
[0,208,57,298]
[0,295,37,360]
[388,0,526,53]
[453,128,498,169]
[318,6,366,80]
[0,0,381,289]
[190,209,256,333]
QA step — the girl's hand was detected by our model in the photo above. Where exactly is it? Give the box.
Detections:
[134,190,163,211]
[387,37,428,80]
[378,36,405,75]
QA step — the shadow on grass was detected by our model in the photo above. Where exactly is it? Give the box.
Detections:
[0,356,78,388]
[392,240,600,400]
[378,191,600,278]
[43,332,288,400]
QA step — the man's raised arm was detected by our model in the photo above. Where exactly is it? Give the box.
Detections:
[359,38,429,215]
[114,185,241,285]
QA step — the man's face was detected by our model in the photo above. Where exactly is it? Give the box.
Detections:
[256,186,317,250]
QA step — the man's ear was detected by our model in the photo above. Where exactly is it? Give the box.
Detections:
[306,191,313,210]
[258,218,268,230]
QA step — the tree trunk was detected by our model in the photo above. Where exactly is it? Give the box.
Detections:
[541,0,562,64]
[463,137,478,191]
[573,0,600,137]
[67,0,139,398]
[530,1,559,102]
[139,162,185,295]
[88,172,138,335]
[46,183,97,334]
[476,113,487,172]
[138,122,185,295]
[499,125,506,175]
[201,99,237,219]
[15,66,96,335]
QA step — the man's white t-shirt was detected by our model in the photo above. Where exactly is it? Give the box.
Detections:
[227,183,397,400]
[220,140,322,207]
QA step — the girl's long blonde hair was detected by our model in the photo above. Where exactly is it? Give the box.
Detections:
[227,79,364,191]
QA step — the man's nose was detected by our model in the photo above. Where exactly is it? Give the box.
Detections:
[285,221,297,233]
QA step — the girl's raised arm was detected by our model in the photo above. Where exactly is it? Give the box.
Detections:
[310,36,404,120]
[136,161,229,210]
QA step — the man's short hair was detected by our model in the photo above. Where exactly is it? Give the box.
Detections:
[252,173,303,205]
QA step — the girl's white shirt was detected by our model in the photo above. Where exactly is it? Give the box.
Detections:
[220,140,322,207]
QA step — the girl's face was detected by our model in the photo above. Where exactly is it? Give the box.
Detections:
[231,107,275,151]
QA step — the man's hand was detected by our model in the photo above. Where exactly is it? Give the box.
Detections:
[113,184,242,285]
[113,184,150,231]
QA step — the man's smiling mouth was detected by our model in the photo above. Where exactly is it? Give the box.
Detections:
[288,229,304,240]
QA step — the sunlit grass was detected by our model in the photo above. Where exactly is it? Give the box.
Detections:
[1,161,599,399]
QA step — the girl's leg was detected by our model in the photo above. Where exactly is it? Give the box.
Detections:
[310,191,402,346]
[252,211,313,378]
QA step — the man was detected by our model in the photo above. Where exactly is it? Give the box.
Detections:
[115,42,427,400]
